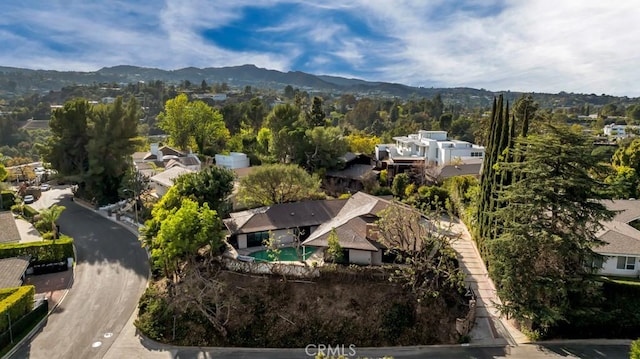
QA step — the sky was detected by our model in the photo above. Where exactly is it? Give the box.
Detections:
[0,1,639,96]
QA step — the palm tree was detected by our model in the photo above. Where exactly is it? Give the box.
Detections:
[38,205,65,239]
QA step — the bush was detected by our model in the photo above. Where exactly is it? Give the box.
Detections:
[0,191,15,210]
[416,185,449,210]
[631,339,640,359]
[0,236,74,263]
[0,286,35,333]
[10,204,38,219]
[134,286,173,341]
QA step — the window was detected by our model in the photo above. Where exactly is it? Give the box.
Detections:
[617,256,636,270]
[247,231,270,247]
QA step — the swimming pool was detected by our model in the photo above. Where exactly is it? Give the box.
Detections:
[249,247,316,262]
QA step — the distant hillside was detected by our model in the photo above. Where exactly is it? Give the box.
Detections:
[0,64,636,108]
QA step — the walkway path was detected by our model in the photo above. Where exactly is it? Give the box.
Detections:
[446,216,529,346]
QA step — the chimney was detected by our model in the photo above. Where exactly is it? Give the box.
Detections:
[366,223,379,241]
[150,143,159,159]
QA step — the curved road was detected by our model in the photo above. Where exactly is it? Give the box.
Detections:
[12,192,149,359]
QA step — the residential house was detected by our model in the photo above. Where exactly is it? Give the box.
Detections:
[131,143,202,173]
[375,131,484,180]
[603,124,638,139]
[0,211,21,244]
[149,167,195,197]
[594,200,640,277]
[300,192,394,265]
[224,199,346,249]
[324,153,377,196]
[0,256,30,288]
[224,192,430,266]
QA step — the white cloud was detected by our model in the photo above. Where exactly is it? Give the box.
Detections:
[0,0,638,96]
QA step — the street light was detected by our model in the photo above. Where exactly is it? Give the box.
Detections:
[122,188,139,227]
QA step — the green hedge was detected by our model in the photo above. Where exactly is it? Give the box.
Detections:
[0,236,74,264]
[0,286,35,333]
[10,204,39,219]
[0,191,15,210]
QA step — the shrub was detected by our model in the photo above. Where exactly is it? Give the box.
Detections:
[0,191,15,210]
[0,236,74,263]
[631,339,640,359]
[134,286,173,341]
[0,286,35,333]
[416,185,449,210]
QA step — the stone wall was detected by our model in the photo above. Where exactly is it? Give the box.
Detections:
[221,257,320,278]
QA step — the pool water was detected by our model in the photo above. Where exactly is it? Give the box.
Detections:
[249,247,316,262]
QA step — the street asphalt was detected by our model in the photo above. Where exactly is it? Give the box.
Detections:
[11,191,149,359]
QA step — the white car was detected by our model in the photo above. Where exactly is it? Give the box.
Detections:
[23,195,35,204]
[40,183,51,191]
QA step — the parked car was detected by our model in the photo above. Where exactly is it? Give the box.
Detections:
[23,195,35,204]
[40,183,51,191]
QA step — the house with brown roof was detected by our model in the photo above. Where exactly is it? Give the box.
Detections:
[595,200,640,277]
[224,198,347,249]
[0,211,21,244]
[224,192,428,265]
[301,192,393,265]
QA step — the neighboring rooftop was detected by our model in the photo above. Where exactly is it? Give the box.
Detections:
[595,200,640,256]
[0,256,30,288]
[0,211,21,244]
[149,167,195,188]
[225,199,348,234]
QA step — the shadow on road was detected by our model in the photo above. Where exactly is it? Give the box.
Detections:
[56,195,149,280]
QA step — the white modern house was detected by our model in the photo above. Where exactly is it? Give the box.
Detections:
[215,152,250,169]
[594,200,640,277]
[375,131,484,167]
[603,124,638,139]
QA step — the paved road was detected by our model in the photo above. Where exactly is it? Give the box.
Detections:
[151,342,631,359]
[12,191,149,359]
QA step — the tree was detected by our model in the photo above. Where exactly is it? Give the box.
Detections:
[489,124,615,331]
[263,232,281,262]
[326,228,343,262]
[304,126,348,171]
[158,94,192,150]
[391,173,409,199]
[188,100,230,155]
[237,164,323,208]
[43,99,91,177]
[85,97,142,203]
[264,104,302,163]
[158,94,230,154]
[376,202,463,300]
[150,199,224,279]
[612,138,640,171]
[306,96,327,127]
[172,166,235,216]
[37,204,65,239]
[345,133,381,154]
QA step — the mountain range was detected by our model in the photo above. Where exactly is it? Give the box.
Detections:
[0,64,635,108]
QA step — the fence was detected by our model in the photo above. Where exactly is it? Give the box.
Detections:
[0,299,48,353]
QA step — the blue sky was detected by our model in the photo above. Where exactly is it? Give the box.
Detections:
[0,1,639,96]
